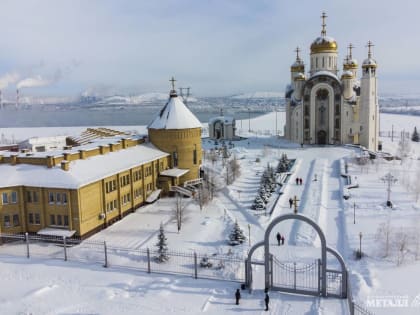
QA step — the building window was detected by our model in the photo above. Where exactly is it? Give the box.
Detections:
[33,191,38,203]
[56,193,61,204]
[11,191,17,204]
[62,193,67,204]
[57,215,62,226]
[193,146,197,165]
[173,152,178,167]
[3,215,10,227]
[64,215,69,226]
[2,193,8,204]
[360,125,363,131]
[49,192,55,204]
[27,191,32,203]
[13,214,20,227]
[29,213,34,224]
[335,118,340,128]
[50,214,55,225]
[35,213,40,224]
[350,128,353,134]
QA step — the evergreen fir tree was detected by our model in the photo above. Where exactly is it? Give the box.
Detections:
[412,127,419,142]
[155,222,169,263]
[228,221,246,246]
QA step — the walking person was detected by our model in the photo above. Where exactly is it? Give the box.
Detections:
[235,288,241,305]
[299,178,303,185]
[276,232,281,246]
[295,177,299,185]
[264,291,270,311]
[288,197,293,209]
[281,235,285,245]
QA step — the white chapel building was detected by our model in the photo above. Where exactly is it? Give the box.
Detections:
[285,13,379,151]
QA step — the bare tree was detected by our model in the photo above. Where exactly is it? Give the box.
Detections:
[395,229,408,266]
[411,169,420,202]
[397,135,411,164]
[375,220,393,257]
[173,193,188,233]
[229,155,241,182]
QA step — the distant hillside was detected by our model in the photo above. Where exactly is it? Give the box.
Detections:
[230,91,284,99]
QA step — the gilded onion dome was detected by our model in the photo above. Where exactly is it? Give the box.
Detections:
[291,47,304,72]
[343,44,358,70]
[294,72,306,81]
[310,12,338,54]
[341,70,354,79]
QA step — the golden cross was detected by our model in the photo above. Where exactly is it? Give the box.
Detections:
[321,12,327,36]
[295,47,301,61]
[169,76,176,91]
[348,43,354,59]
[366,41,374,58]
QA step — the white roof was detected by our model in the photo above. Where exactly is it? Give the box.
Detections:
[312,36,336,45]
[160,168,190,177]
[37,227,76,237]
[209,116,235,124]
[0,143,169,189]
[148,95,202,130]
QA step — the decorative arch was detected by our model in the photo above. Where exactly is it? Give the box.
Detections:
[263,213,327,296]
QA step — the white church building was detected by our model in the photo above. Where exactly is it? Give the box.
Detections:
[285,13,379,151]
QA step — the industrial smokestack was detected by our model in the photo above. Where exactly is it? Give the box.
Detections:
[15,89,19,110]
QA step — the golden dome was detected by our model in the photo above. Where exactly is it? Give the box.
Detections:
[341,70,353,79]
[294,72,306,81]
[310,36,338,54]
[343,59,358,70]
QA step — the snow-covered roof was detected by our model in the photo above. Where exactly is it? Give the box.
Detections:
[362,58,377,67]
[312,36,336,44]
[37,227,76,237]
[159,168,189,177]
[0,143,169,189]
[209,116,235,125]
[310,71,339,81]
[148,95,202,130]
[19,136,67,145]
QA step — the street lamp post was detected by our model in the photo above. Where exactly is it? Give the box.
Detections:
[248,108,251,132]
[353,202,356,224]
[381,172,398,207]
[248,224,251,247]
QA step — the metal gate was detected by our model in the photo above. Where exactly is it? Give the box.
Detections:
[271,256,321,296]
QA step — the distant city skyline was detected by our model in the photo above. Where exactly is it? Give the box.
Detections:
[0,0,418,97]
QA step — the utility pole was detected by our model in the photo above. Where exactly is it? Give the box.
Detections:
[353,202,356,224]
[248,224,251,247]
[391,124,394,142]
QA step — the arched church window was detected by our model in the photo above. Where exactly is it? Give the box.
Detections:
[350,128,353,134]
[322,57,325,67]
[316,58,318,68]
[304,119,309,129]
[335,118,340,128]
[304,105,309,116]
[360,125,363,131]
[335,104,339,115]
[329,57,331,67]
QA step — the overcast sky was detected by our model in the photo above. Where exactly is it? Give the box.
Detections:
[0,0,418,97]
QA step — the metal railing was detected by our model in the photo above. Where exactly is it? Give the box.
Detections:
[0,232,245,283]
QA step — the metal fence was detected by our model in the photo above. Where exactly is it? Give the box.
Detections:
[0,232,245,283]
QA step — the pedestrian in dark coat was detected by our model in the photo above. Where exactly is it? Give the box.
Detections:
[281,235,285,245]
[235,288,241,305]
[289,198,293,208]
[276,232,281,246]
[264,292,270,311]
[299,178,303,185]
[295,177,299,185]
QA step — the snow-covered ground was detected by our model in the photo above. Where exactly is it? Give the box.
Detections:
[1,112,420,314]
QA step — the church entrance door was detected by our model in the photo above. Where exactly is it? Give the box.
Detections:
[317,130,327,144]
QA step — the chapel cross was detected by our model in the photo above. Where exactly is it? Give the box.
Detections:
[366,41,374,58]
[170,77,176,91]
[321,12,327,36]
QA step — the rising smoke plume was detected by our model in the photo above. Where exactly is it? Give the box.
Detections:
[17,75,51,89]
